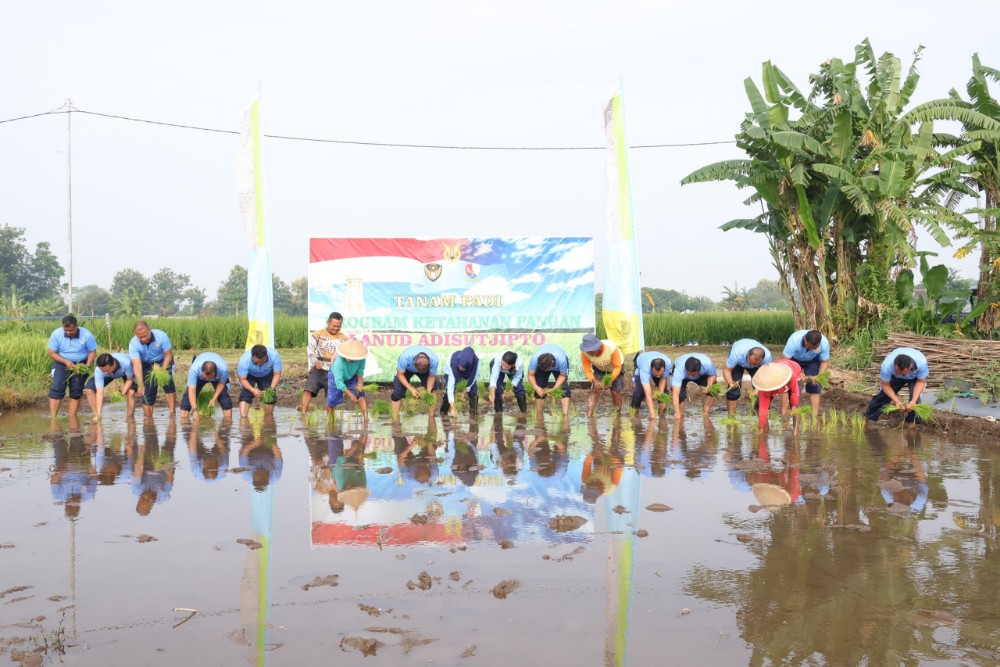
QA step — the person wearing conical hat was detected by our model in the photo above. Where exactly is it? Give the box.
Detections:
[751,359,802,431]
[327,339,369,422]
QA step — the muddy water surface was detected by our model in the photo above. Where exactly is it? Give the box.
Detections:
[1,407,999,665]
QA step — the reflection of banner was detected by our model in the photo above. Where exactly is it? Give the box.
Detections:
[308,238,595,381]
[237,90,275,349]
[602,84,644,355]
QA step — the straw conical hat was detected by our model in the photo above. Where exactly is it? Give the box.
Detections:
[337,339,368,361]
[751,363,793,392]
[752,483,792,506]
[338,487,370,511]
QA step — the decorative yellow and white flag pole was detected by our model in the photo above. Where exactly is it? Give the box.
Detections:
[602,82,644,354]
[237,86,275,349]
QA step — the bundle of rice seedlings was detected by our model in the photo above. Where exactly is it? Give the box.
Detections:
[548,386,566,401]
[654,391,671,404]
[789,405,813,418]
[371,399,392,416]
[454,379,469,394]
[809,370,832,389]
[196,388,216,416]
[66,364,94,384]
[420,391,437,408]
[525,383,536,400]
[147,365,172,389]
[362,383,380,395]
[882,403,936,424]
[107,390,126,404]
[501,379,512,399]
[707,382,729,398]
[626,406,638,418]
[260,387,277,404]
[600,373,614,388]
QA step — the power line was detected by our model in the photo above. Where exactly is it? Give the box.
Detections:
[0,104,737,151]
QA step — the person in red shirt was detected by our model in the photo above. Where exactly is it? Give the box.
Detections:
[751,359,802,431]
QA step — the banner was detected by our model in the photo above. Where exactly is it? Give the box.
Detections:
[308,237,596,380]
[602,84,645,354]
[236,90,275,349]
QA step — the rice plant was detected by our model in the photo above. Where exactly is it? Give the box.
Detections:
[707,382,729,398]
[811,370,832,389]
[66,364,94,385]
[882,403,937,424]
[420,391,437,408]
[107,389,126,404]
[849,413,867,435]
[362,383,380,395]
[654,391,671,404]
[601,373,613,388]
[371,399,391,416]
[525,383,536,400]
[260,387,277,404]
[196,388,216,417]
[789,405,813,418]
[548,386,566,401]
[597,311,794,346]
[146,365,172,390]
[627,406,638,418]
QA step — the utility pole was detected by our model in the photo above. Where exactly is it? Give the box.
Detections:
[66,98,74,314]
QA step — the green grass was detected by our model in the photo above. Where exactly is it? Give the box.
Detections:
[597,311,794,345]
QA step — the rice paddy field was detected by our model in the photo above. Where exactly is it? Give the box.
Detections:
[0,313,794,409]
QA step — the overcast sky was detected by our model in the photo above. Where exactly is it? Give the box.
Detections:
[2,1,997,302]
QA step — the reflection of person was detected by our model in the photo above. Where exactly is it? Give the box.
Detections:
[331,433,368,510]
[327,339,369,421]
[447,427,481,487]
[49,416,97,519]
[186,421,230,482]
[527,423,568,479]
[442,347,480,419]
[877,432,928,514]
[866,347,929,425]
[395,426,439,486]
[751,360,802,430]
[631,351,672,418]
[489,415,521,477]
[237,345,283,417]
[527,344,571,420]
[487,351,527,415]
[580,333,625,418]
[670,353,717,417]
[85,352,137,420]
[302,311,349,414]
[47,315,98,418]
[132,420,176,516]
[129,321,176,417]
[782,329,830,414]
[180,352,233,420]
[580,424,622,503]
[723,339,772,415]
[240,420,283,493]
[390,345,439,421]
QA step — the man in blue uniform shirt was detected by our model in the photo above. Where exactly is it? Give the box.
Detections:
[723,339,772,415]
[129,321,176,417]
[866,347,929,425]
[180,352,233,420]
[390,346,439,422]
[671,352,717,417]
[237,345,283,417]
[84,352,137,420]
[782,329,831,414]
[47,315,98,418]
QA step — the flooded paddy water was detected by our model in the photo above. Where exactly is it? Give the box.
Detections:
[1,405,999,666]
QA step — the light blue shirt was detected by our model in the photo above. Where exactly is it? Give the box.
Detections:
[528,344,569,375]
[880,348,929,382]
[634,352,672,387]
[95,352,134,389]
[488,352,524,388]
[671,353,716,388]
[48,326,97,363]
[128,329,172,364]
[187,352,229,386]
[726,338,773,369]
[397,346,439,375]
[783,330,830,362]
[237,347,283,378]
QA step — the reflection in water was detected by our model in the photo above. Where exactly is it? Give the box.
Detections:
[8,408,1000,664]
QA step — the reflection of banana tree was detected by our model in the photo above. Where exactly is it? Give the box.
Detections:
[683,429,956,664]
